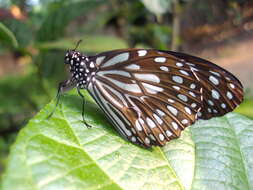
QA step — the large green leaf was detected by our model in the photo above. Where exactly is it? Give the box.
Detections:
[2,92,253,190]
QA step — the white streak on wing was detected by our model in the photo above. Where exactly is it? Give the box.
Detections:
[134,73,160,83]
[210,70,221,77]
[97,70,131,78]
[97,80,128,107]
[88,83,126,137]
[107,101,131,126]
[98,75,142,93]
[142,82,163,94]
[125,64,140,70]
[101,52,129,68]
[96,56,106,66]
[89,83,131,138]
[96,81,123,108]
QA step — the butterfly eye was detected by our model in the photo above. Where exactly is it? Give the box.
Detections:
[58,48,244,148]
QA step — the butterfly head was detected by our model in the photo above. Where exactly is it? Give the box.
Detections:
[64,50,96,89]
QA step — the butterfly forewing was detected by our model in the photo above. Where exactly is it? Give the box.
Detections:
[82,48,244,147]
[163,51,244,119]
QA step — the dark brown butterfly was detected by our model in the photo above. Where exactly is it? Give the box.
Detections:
[54,48,244,147]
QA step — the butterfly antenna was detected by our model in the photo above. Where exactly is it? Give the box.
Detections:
[74,39,82,51]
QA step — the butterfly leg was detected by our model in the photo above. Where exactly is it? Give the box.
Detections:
[77,88,92,128]
[48,79,76,119]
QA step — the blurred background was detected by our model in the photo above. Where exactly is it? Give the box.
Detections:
[0,0,253,177]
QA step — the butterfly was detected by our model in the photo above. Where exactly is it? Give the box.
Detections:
[52,45,244,148]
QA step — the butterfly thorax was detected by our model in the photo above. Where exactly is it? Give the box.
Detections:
[65,50,97,89]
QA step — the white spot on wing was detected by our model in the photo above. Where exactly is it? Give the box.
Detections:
[229,83,235,89]
[185,107,192,114]
[172,76,183,84]
[190,83,196,89]
[160,66,169,71]
[179,70,189,76]
[191,103,197,108]
[181,119,188,125]
[89,62,95,68]
[154,57,166,63]
[166,130,172,137]
[146,117,156,128]
[168,99,175,103]
[138,50,147,56]
[189,91,196,97]
[208,100,214,106]
[134,73,160,83]
[167,105,178,116]
[211,89,220,99]
[172,122,178,130]
[156,109,165,117]
[135,120,142,131]
[178,94,188,102]
[209,71,221,77]
[227,91,233,99]
[131,136,136,142]
[145,137,150,144]
[209,75,219,85]
[142,83,163,94]
[172,86,180,90]
[159,134,165,141]
[153,114,163,125]
[166,130,172,136]
[176,62,184,67]
[221,103,226,108]
[125,64,140,70]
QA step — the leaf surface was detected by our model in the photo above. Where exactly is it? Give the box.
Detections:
[2,93,253,190]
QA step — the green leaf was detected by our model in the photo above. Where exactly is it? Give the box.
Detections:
[36,35,128,52]
[2,93,253,190]
[0,22,18,48]
[234,99,253,119]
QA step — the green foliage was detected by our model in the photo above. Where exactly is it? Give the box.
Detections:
[235,99,253,119]
[1,19,32,48]
[1,93,253,190]
[36,35,128,52]
[0,22,18,49]
[130,23,172,49]
[36,0,105,42]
